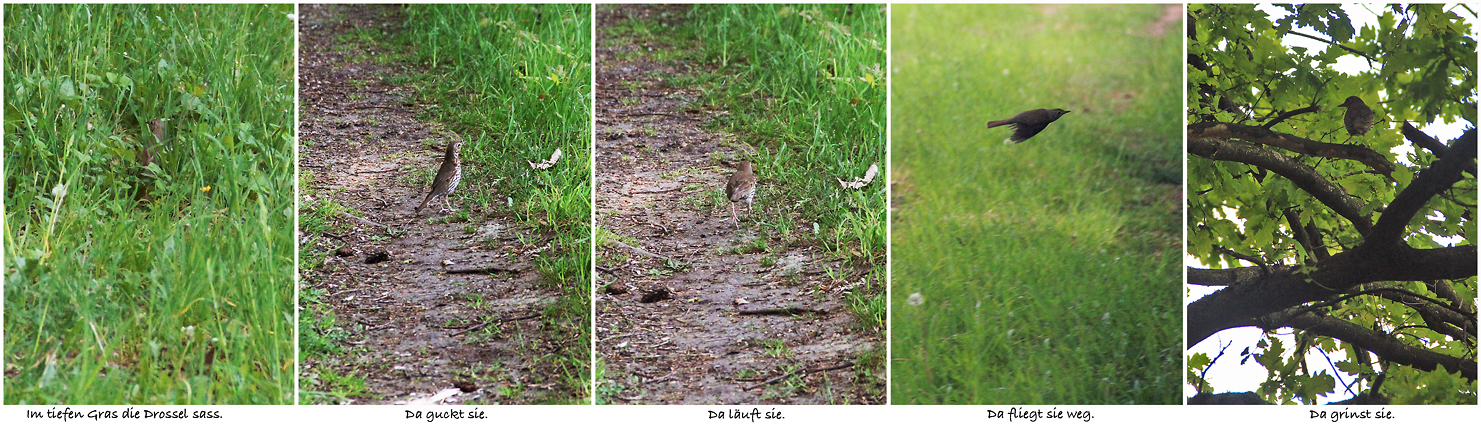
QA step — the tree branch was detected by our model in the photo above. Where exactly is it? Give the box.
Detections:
[1262,105,1323,129]
[1364,128,1476,247]
[1284,29,1380,63]
[1281,312,1476,381]
[1188,245,1477,345]
[1187,265,1300,286]
[1188,134,1374,233]
[1189,121,1395,174]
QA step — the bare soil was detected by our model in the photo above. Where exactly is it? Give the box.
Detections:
[297,4,571,404]
[593,5,884,405]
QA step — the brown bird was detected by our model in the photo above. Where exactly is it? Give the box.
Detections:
[725,160,756,228]
[416,139,465,214]
[987,108,1072,143]
[138,119,167,168]
[1339,96,1374,137]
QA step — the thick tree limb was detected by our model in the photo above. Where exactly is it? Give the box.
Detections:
[1402,121,1476,176]
[1188,245,1477,345]
[1282,312,1476,381]
[1189,135,1374,233]
[1364,128,1476,247]
[1187,265,1299,286]
[1189,122,1395,174]
[1402,121,1449,157]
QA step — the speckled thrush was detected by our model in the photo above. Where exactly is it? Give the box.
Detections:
[726,160,756,228]
[416,140,464,214]
[139,119,167,168]
[987,108,1071,144]
[1339,96,1374,137]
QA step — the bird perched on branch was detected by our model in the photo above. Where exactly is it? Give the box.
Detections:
[987,108,1072,144]
[1338,96,1374,137]
[416,139,465,215]
[726,160,756,229]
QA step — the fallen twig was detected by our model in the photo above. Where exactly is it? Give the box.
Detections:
[336,210,390,229]
[629,187,685,195]
[609,240,671,261]
[738,307,831,316]
[451,313,543,336]
[446,265,526,274]
[744,361,856,390]
[617,112,697,121]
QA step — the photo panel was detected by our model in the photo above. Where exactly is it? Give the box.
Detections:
[890,3,1184,404]
[294,4,592,404]
[3,4,297,404]
[592,4,887,404]
[1186,3,1477,405]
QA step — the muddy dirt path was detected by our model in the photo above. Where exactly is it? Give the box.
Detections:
[297,4,568,404]
[593,5,884,405]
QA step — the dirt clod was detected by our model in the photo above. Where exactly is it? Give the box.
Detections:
[363,249,391,264]
[638,287,672,303]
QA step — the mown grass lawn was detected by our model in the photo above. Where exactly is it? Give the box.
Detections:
[891,4,1182,404]
[4,4,296,404]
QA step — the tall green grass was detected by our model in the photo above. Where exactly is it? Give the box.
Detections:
[683,4,887,263]
[4,4,296,404]
[891,4,1182,404]
[402,4,592,404]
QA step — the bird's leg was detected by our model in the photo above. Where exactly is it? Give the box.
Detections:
[731,203,739,229]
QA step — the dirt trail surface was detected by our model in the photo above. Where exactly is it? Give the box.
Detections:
[298,4,567,404]
[594,5,884,405]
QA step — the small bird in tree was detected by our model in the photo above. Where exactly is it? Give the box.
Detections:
[1338,96,1374,137]
[987,108,1072,144]
[416,139,465,215]
[725,160,756,229]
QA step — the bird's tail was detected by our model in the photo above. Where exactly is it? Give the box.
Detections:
[986,119,1010,128]
[415,195,431,214]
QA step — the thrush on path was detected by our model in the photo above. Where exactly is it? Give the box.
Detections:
[1339,96,1374,137]
[416,139,465,215]
[726,160,756,228]
[987,108,1072,144]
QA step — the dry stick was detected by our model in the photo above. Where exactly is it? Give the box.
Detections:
[349,105,405,111]
[355,167,401,174]
[744,361,856,391]
[597,332,633,343]
[336,210,390,229]
[645,372,680,386]
[738,307,831,316]
[446,265,525,274]
[629,187,685,195]
[609,240,672,262]
[452,313,542,336]
[616,112,698,121]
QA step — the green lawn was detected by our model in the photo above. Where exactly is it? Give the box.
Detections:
[4,4,296,404]
[891,4,1182,404]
